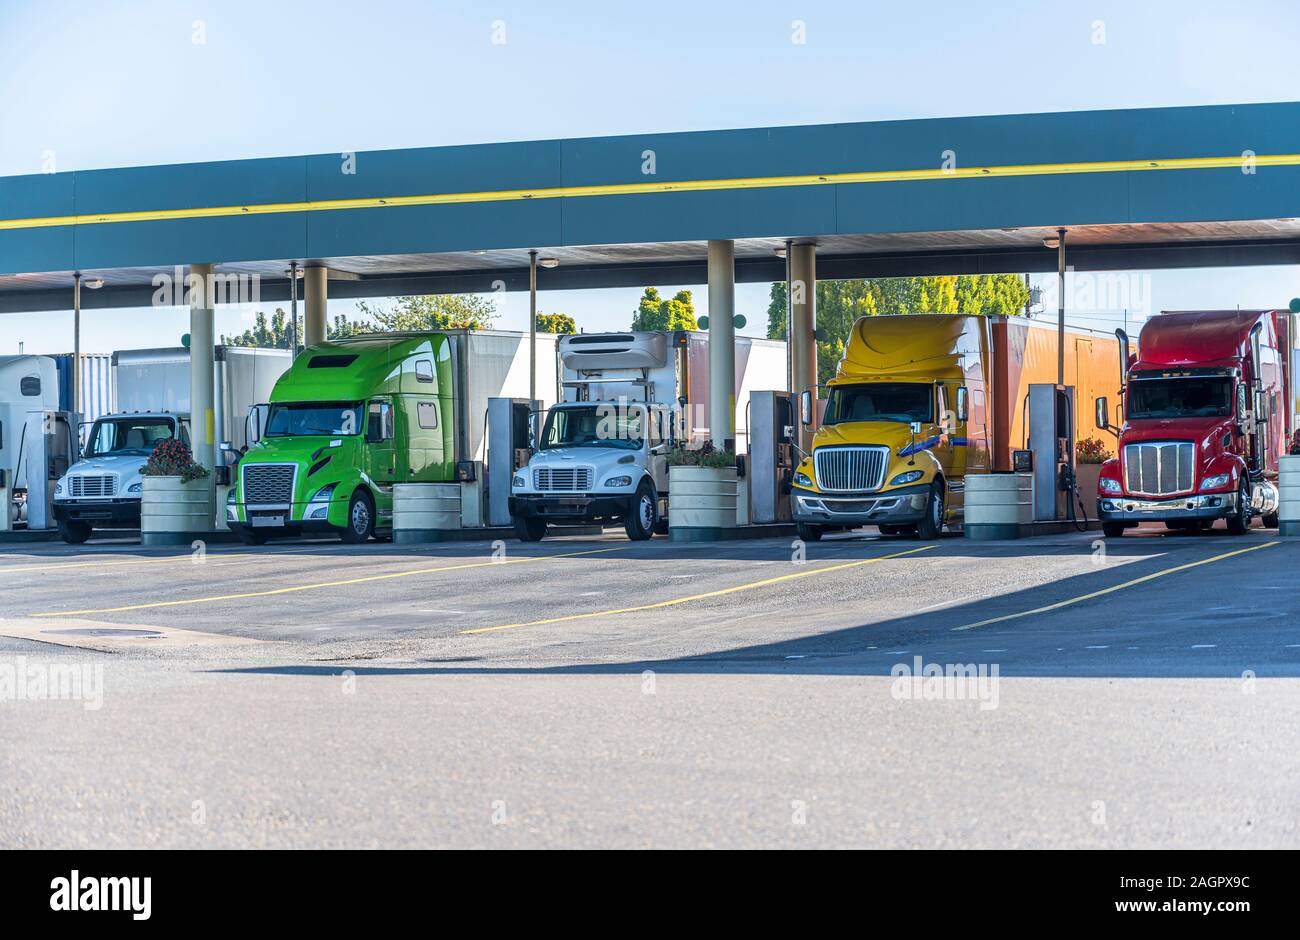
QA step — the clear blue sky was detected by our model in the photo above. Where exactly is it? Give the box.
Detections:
[3,0,1299,354]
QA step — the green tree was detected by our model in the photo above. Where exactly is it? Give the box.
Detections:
[222,308,294,349]
[766,275,1029,382]
[535,312,577,334]
[631,288,698,331]
[328,294,498,338]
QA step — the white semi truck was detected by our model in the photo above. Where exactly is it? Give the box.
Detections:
[52,345,290,543]
[508,330,786,541]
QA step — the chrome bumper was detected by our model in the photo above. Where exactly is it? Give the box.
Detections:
[1098,492,1235,522]
[790,483,930,526]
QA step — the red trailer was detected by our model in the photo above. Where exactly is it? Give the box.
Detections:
[1095,309,1293,537]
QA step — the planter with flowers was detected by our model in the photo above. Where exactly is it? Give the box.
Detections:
[140,438,214,545]
[666,442,738,540]
[1073,436,1110,513]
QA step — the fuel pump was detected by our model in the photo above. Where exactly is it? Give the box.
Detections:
[22,409,75,530]
[748,390,794,524]
[487,397,539,527]
[1027,384,1075,522]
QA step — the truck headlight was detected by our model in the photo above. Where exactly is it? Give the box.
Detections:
[512,474,526,489]
[227,488,237,503]
[890,470,923,486]
[54,480,64,496]
[128,482,142,494]
[1200,473,1231,491]
[603,475,633,488]
[308,483,336,504]
[794,471,813,487]
[1099,477,1122,494]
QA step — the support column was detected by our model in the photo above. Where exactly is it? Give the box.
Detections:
[72,272,82,416]
[707,240,735,450]
[304,265,328,348]
[790,242,818,449]
[188,263,218,532]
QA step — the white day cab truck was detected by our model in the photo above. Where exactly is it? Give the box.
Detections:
[52,346,290,543]
[508,330,786,541]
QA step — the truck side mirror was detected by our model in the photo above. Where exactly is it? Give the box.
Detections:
[1236,384,1248,425]
[1094,396,1109,430]
[955,387,969,423]
[799,390,812,426]
[909,421,923,436]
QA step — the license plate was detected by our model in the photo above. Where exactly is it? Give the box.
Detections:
[251,515,284,528]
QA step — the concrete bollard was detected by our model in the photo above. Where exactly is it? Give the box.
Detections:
[964,472,1033,540]
[140,476,215,546]
[1278,455,1300,537]
[393,482,462,544]
[668,466,738,541]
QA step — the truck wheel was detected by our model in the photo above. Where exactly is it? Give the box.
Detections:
[1227,482,1252,535]
[340,490,375,543]
[57,521,92,545]
[514,516,547,541]
[624,481,657,541]
[1102,521,1126,538]
[914,483,944,540]
[237,528,269,546]
[796,523,823,542]
[1263,512,1280,529]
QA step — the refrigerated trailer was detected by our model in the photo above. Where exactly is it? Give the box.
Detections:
[789,314,1124,540]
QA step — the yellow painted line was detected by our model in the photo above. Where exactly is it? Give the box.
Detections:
[462,544,937,635]
[1,153,1295,232]
[953,540,1279,631]
[31,545,624,616]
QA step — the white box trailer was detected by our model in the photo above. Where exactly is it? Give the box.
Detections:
[113,345,292,450]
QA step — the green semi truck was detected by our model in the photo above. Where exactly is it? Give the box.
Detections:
[226,330,554,544]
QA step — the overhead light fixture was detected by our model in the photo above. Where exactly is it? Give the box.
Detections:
[773,246,788,259]
[284,267,305,278]
[537,257,559,268]
[84,277,104,289]
[1042,235,1060,249]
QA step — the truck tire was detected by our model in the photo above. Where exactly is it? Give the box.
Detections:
[1263,511,1280,529]
[1226,482,1252,536]
[796,523,823,542]
[514,516,547,542]
[624,481,657,541]
[237,528,270,546]
[914,483,944,540]
[340,490,375,543]
[1102,521,1126,538]
[57,520,92,545]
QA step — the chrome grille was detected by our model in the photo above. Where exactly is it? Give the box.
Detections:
[243,463,296,504]
[814,446,889,492]
[69,475,116,497]
[533,466,594,492]
[1124,442,1194,496]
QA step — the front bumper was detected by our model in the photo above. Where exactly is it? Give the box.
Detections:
[511,493,633,522]
[790,482,931,527]
[52,498,140,527]
[1097,492,1236,523]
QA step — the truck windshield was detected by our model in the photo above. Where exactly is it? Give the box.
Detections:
[1127,377,1233,419]
[541,406,644,450]
[823,383,933,425]
[85,418,178,457]
[265,402,363,437]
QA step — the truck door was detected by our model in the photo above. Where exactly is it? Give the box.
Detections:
[935,383,969,512]
[364,399,397,484]
[647,406,669,493]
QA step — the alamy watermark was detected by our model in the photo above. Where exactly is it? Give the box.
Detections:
[890,656,999,711]
[0,657,104,710]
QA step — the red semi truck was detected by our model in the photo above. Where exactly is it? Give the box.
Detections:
[1095,309,1292,537]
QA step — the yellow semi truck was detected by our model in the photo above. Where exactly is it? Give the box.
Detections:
[789,313,1121,541]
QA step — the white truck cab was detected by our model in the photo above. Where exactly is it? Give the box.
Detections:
[510,332,677,541]
[52,412,189,543]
